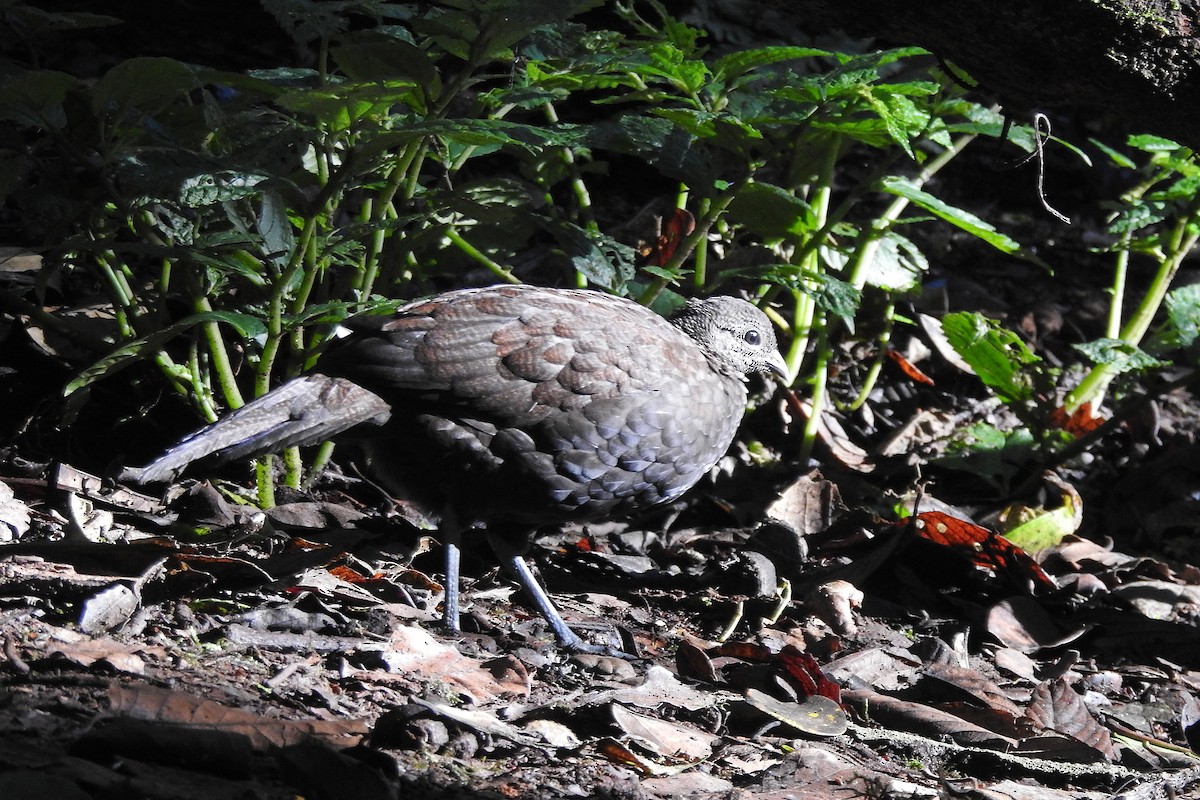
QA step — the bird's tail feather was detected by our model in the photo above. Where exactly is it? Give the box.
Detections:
[126,375,391,483]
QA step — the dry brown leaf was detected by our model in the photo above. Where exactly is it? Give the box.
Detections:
[842,688,1018,750]
[824,647,922,692]
[919,662,1022,716]
[363,625,530,703]
[107,683,368,750]
[766,472,845,536]
[986,596,1090,654]
[47,634,160,674]
[1024,678,1117,762]
[610,703,719,761]
[607,665,720,712]
[640,771,734,797]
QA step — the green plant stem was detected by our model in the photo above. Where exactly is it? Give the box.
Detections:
[691,193,711,291]
[288,232,322,364]
[845,133,977,290]
[194,295,245,410]
[796,140,839,461]
[306,440,337,488]
[444,227,520,283]
[1121,218,1200,345]
[637,168,757,305]
[94,249,196,403]
[1065,200,1200,412]
[841,301,896,413]
[185,342,218,423]
[786,150,904,275]
[544,102,597,233]
[255,459,276,508]
[1101,170,1164,338]
[1106,242,1130,339]
[799,321,831,464]
[250,211,325,506]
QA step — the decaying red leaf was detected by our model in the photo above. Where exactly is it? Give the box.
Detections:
[1048,403,1105,437]
[886,347,935,385]
[907,511,1057,592]
[708,642,841,703]
[776,646,843,703]
[643,207,696,266]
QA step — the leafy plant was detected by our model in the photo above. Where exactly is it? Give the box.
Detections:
[936,277,1200,482]
[1065,134,1200,412]
[0,0,1044,503]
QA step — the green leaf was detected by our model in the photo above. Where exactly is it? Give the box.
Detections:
[860,231,928,292]
[713,46,830,81]
[261,0,355,44]
[942,312,1040,404]
[585,115,718,186]
[331,35,439,87]
[1073,338,1165,373]
[726,182,815,241]
[3,6,121,33]
[1108,199,1169,236]
[278,83,421,129]
[376,118,581,152]
[880,176,1021,254]
[1088,138,1137,169]
[1128,133,1183,153]
[91,57,196,119]
[66,311,267,395]
[179,172,268,206]
[257,190,295,268]
[0,70,77,127]
[864,90,931,158]
[763,266,860,319]
[935,422,1036,490]
[1164,283,1200,348]
[1001,482,1082,556]
[543,220,636,293]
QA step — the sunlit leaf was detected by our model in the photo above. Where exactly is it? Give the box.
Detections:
[1165,283,1200,348]
[942,312,1040,404]
[881,176,1021,254]
[1072,338,1165,373]
[860,230,928,291]
[1000,475,1083,555]
[713,46,830,81]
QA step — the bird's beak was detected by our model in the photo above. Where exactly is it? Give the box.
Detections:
[766,350,790,383]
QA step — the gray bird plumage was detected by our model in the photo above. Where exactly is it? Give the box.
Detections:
[132,284,787,651]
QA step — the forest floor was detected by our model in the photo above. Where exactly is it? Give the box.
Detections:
[4,4,1200,800]
[3,246,1200,800]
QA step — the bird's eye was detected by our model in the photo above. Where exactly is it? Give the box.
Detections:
[743,330,761,346]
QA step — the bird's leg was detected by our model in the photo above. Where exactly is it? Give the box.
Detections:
[487,532,631,656]
[440,511,462,633]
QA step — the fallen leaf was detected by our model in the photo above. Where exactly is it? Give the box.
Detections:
[1000,472,1083,556]
[107,683,368,750]
[610,704,718,761]
[906,511,1057,592]
[1024,678,1116,762]
[743,688,848,737]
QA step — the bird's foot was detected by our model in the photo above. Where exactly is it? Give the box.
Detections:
[558,632,637,660]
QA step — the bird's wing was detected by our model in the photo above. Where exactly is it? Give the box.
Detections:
[317,286,706,428]
[127,375,390,483]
